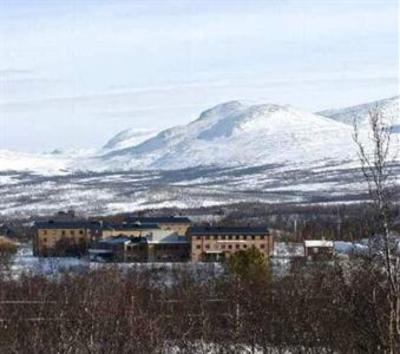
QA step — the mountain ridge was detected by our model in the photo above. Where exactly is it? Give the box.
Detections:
[96,101,356,171]
[318,96,399,126]
[0,96,398,174]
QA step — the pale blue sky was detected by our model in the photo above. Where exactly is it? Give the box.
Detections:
[0,0,398,152]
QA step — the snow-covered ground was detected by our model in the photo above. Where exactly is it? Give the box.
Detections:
[10,244,89,277]
[1,160,399,217]
[8,244,225,282]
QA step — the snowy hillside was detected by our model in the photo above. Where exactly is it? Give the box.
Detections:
[319,96,400,130]
[0,150,70,175]
[96,101,356,171]
[102,128,157,151]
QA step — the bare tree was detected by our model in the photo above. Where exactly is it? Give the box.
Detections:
[353,107,400,353]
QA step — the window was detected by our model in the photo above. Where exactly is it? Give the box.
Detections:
[43,230,47,235]
[221,245,225,249]
[260,235,265,240]
[221,235,226,240]
[205,236,210,240]
[205,244,210,249]
[196,245,201,250]
[70,230,75,236]
[243,235,247,240]
[228,235,232,240]
[79,230,84,235]
[197,236,201,240]
[235,244,240,249]
[260,244,265,249]
[243,244,248,249]
[251,235,255,240]
[61,230,66,236]
[228,245,232,249]
[43,238,47,243]
[235,235,240,240]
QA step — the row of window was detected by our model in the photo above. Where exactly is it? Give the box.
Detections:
[197,243,266,250]
[195,235,266,241]
[42,237,85,243]
[42,229,85,236]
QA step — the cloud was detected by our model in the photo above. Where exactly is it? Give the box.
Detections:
[0,0,397,151]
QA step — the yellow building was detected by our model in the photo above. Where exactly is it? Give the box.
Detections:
[34,220,102,256]
[188,226,273,262]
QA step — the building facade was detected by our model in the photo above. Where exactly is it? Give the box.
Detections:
[89,236,147,262]
[146,233,189,262]
[188,226,273,262]
[101,222,161,238]
[89,233,189,263]
[34,220,102,256]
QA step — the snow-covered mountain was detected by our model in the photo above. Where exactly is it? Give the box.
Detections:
[0,97,398,175]
[102,128,157,151]
[319,96,400,130]
[96,101,356,170]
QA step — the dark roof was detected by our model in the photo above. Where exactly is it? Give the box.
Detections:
[188,226,269,236]
[35,220,101,230]
[103,222,160,231]
[125,216,191,224]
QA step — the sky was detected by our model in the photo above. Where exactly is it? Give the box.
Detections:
[0,0,398,152]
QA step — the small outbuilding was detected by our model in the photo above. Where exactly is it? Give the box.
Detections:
[304,240,335,261]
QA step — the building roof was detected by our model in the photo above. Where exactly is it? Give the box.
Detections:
[102,222,160,231]
[304,240,334,248]
[188,226,269,236]
[88,249,113,255]
[98,236,146,245]
[146,233,188,244]
[35,220,101,230]
[125,216,191,224]
[96,233,187,246]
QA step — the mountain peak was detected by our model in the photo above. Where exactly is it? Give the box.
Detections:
[197,100,247,121]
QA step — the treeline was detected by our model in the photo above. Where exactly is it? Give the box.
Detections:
[217,202,400,242]
[0,260,396,353]
[97,201,400,242]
